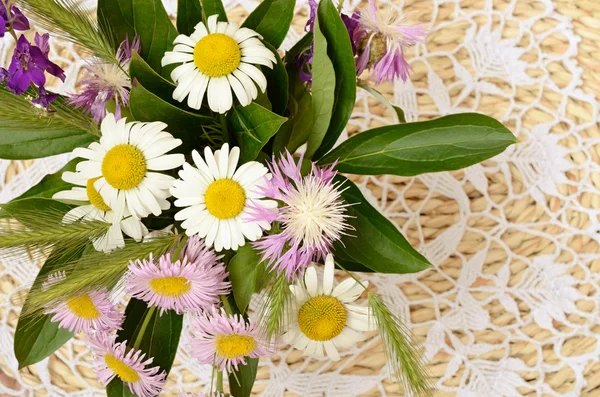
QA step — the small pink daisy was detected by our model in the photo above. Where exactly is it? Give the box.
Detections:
[88,333,166,397]
[190,307,269,373]
[250,151,352,279]
[127,236,230,315]
[46,290,122,334]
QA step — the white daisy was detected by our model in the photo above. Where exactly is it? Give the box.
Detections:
[171,143,276,252]
[283,254,376,361]
[53,170,148,252]
[73,113,185,220]
[161,14,277,114]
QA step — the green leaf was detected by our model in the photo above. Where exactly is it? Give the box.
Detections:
[98,0,178,74]
[129,51,177,104]
[311,0,357,159]
[108,298,183,397]
[228,103,287,163]
[334,176,432,274]
[285,72,314,152]
[263,41,289,116]
[320,113,517,176]
[229,357,259,397]
[0,198,72,225]
[12,159,79,201]
[305,8,335,158]
[228,245,270,314]
[177,0,203,35]
[14,246,87,368]
[200,0,227,22]
[0,126,95,160]
[129,82,213,144]
[242,0,295,48]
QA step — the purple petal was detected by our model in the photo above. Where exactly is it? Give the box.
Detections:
[11,7,30,31]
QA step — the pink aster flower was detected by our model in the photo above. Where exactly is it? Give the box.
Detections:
[250,151,352,279]
[127,236,230,315]
[46,290,122,334]
[88,333,166,397]
[190,307,270,374]
[353,0,427,83]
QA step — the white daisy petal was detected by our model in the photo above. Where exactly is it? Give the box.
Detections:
[323,254,335,296]
[304,266,318,297]
[207,76,232,114]
[161,51,194,66]
[238,63,268,92]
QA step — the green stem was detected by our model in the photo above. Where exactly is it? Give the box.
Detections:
[216,370,224,392]
[132,306,156,350]
[219,113,230,143]
[220,294,233,315]
[337,0,344,14]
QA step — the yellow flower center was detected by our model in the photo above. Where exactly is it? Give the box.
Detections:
[148,276,191,297]
[101,144,146,191]
[204,179,246,219]
[66,294,100,320]
[104,354,140,383]
[298,295,347,341]
[86,177,111,211]
[215,334,257,359]
[194,33,241,77]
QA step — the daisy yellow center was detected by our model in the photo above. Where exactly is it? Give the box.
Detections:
[66,294,100,320]
[86,177,111,211]
[205,179,246,219]
[148,276,191,297]
[101,144,146,190]
[104,354,140,383]
[298,295,347,342]
[194,33,241,77]
[215,334,256,359]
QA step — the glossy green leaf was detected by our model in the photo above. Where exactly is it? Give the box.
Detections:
[263,41,289,116]
[320,113,517,176]
[12,159,79,201]
[228,245,270,314]
[14,246,88,368]
[200,0,227,22]
[229,357,259,397]
[311,0,357,159]
[228,103,287,163]
[242,0,295,48]
[177,0,203,35]
[129,51,176,103]
[334,176,432,274]
[305,8,335,158]
[98,0,178,74]
[129,82,213,144]
[107,298,183,397]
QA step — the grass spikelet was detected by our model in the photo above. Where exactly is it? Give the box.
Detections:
[22,234,182,317]
[16,0,117,63]
[0,207,110,255]
[0,87,99,136]
[368,292,432,397]
[257,272,291,341]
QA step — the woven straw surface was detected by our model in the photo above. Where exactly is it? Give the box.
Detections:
[1,0,599,396]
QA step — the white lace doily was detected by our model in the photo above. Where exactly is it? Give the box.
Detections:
[1,0,599,396]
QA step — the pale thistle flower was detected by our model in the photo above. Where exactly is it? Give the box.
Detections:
[250,151,352,279]
[70,35,140,122]
[354,0,427,83]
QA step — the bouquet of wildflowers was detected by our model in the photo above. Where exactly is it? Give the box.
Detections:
[1,0,516,395]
